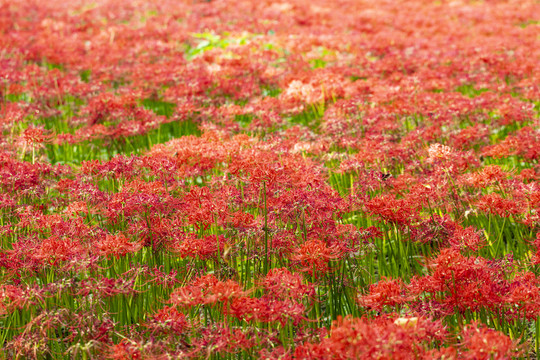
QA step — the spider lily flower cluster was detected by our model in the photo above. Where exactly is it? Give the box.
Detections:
[0,0,539,358]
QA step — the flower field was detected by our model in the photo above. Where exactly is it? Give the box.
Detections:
[0,0,539,358]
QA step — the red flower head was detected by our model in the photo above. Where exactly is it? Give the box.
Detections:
[292,239,340,274]
[169,274,245,307]
[460,322,523,359]
[95,233,142,259]
[358,277,407,311]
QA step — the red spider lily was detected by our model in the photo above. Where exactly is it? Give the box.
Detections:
[530,232,540,265]
[0,248,21,280]
[476,193,522,218]
[0,153,68,193]
[21,212,97,242]
[449,124,489,149]
[15,127,52,163]
[322,223,381,255]
[504,271,540,320]
[270,230,297,256]
[291,239,340,274]
[358,277,407,311]
[179,186,228,231]
[5,331,51,359]
[127,215,176,250]
[266,186,347,227]
[146,306,189,337]
[169,274,245,307]
[460,322,523,360]
[32,236,86,267]
[358,226,383,241]
[408,214,460,245]
[95,233,142,259]
[62,201,89,217]
[106,189,178,223]
[80,155,143,179]
[293,315,449,359]
[482,126,539,160]
[228,149,326,190]
[189,323,257,357]
[228,296,306,325]
[259,347,293,360]
[427,143,454,162]
[106,340,142,360]
[365,194,421,226]
[185,208,217,231]
[146,133,233,178]
[448,225,486,252]
[82,93,135,126]
[517,168,538,183]
[5,306,113,358]
[0,193,16,210]
[138,154,180,183]
[1,0,539,356]
[461,165,510,189]
[262,267,314,301]
[173,234,228,261]
[56,178,107,204]
[145,266,181,288]
[20,127,52,145]
[72,315,115,345]
[77,275,139,298]
[184,186,212,205]
[407,248,510,313]
[424,144,480,176]
[0,284,31,314]
[222,210,259,230]
[282,79,324,105]
[122,179,167,195]
[192,274,220,288]
[0,102,27,130]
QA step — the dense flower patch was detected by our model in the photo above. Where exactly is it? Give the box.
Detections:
[0,0,539,358]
